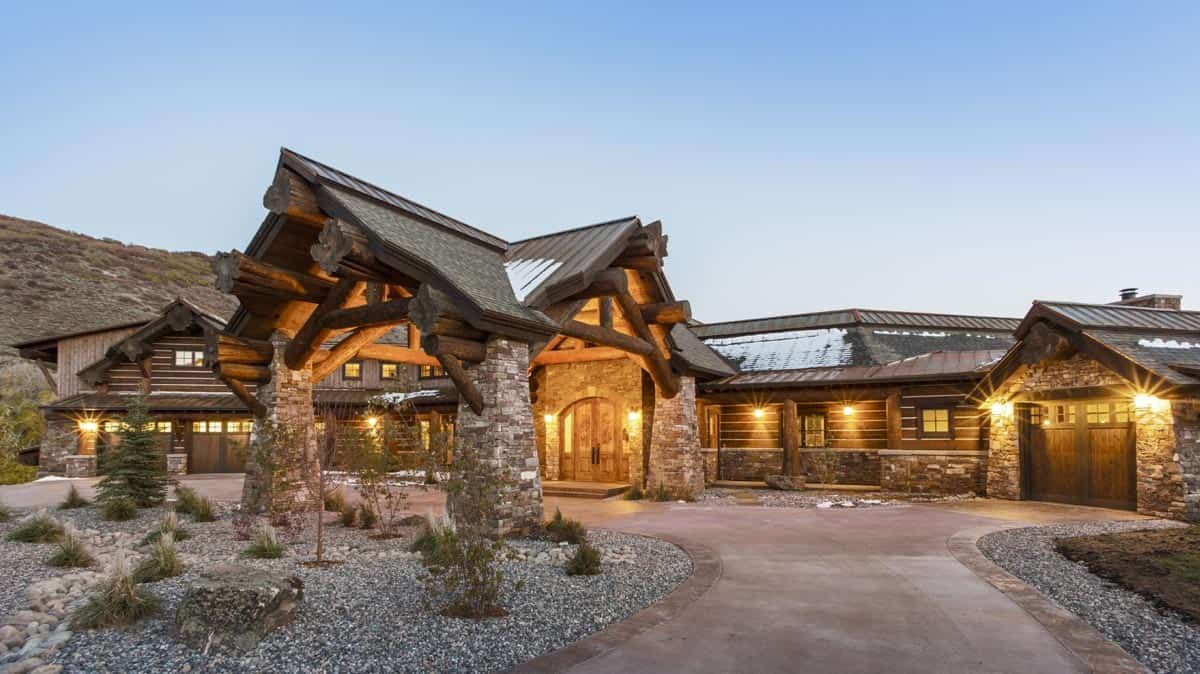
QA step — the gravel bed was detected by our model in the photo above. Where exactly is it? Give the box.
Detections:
[978,519,1199,673]
[0,508,61,618]
[19,506,690,673]
[697,487,976,509]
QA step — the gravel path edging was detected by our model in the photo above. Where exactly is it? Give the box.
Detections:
[506,532,721,674]
[947,524,1147,674]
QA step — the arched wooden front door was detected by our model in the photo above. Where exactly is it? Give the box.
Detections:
[560,398,619,482]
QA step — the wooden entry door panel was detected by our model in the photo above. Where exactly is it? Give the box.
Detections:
[561,398,619,483]
[1087,427,1135,509]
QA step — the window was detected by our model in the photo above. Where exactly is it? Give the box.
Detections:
[227,420,253,433]
[381,362,400,380]
[155,422,172,433]
[920,408,952,438]
[1114,402,1131,424]
[103,420,121,433]
[1050,403,1076,426]
[342,361,362,380]
[419,364,445,379]
[800,413,825,448]
[1030,406,1044,426]
[174,350,204,367]
[1086,403,1110,424]
[192,421,224,433]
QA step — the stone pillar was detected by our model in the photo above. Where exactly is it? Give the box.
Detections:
[1174,401,1200,521]
[1135,399,1185,519]
[241,330,320,515]
[65,455,98,478]
[39,417,81,474]
[648,376,704,497]
[985,407,1020,500]
[450,336,543,535]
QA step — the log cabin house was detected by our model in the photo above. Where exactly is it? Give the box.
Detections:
[11,148,1200,521]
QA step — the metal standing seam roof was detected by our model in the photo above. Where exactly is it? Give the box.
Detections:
[44,393,249,412]
[1033,301,1200,333]
[503,217,640,307]
[703,348,1008,390]
[691,309,1019,339]
[281,148,508,250]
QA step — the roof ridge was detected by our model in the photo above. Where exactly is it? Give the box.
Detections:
[507,216,639,247]
[695,307,1020,329]
[1035,299,1199,316]
[280,147,509,248]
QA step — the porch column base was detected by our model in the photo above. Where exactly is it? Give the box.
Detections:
[64,455,97,478]
[648,375,704,498]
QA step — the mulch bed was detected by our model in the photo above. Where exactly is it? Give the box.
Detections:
[1057,525,1200,623]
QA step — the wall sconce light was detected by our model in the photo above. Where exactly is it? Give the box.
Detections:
[842,406,854,417]
[543,414,555,424]
[78,420,98,433]
[753,408,765,419]
[365,416,379,428]
[1134,394,1168,412]
[627,410,641,423]
[990,401,1014,417]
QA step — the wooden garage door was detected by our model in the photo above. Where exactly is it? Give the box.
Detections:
[188,420,251,473]
[1029,401,1135,510]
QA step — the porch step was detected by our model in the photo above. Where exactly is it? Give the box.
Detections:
[542,481,630,499]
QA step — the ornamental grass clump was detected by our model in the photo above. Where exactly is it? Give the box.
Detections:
[7,510,64,543]
[323,488,345,513]
[72,551,159,630]
[101,496,137,522]
[412,514,456,565]
[339,502,357,528]
[565,540,603,576]
[0,498,11,523]
[58,483,91,510]
[622,484,644,501]
[48,525,95,568]
[544,508,587,545]
[173,486,200,515]
[140,511,191,546]
[242,522,284,559]
[357,504,377,530]
[190,496,215,523]
[133,532,183,583]
[651,482,672,502]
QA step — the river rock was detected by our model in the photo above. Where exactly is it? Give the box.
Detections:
[175,563,303,653]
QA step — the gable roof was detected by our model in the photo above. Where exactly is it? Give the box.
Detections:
[504,217,641,308]
[691,308,1019,339]
[1015,301,1200,337]
[705,348,1007,391]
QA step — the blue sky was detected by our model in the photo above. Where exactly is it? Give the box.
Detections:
[2,1,1197,321]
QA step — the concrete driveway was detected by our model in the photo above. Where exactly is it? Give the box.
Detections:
[1,476,1143,673]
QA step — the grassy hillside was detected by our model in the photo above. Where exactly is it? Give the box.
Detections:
[0,214,234,360]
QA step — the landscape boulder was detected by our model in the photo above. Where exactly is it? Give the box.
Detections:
[175,563,303,653]
[765,474,806,491]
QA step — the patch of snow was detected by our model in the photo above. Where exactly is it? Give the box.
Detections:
[816,501,834,509]
[1138,337,1198,350]
[505,258,563,302]
[872,329,1000,339]
[34,475,73,482]
[375,390,440,404]
[704,328,853,371]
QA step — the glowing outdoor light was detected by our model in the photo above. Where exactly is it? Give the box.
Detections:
[842,406,854,417]
[990,401,1014,417]
[627,410,641,423]
[543,414,555,423]
[753,408,765,419]
[1134,394,1168,412]
[365,416,379,428]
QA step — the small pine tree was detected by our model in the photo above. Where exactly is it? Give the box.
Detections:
[96,397,167,508]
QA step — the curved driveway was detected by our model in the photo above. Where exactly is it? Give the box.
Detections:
[544,498,1144,674]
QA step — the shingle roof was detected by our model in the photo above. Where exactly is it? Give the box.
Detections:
[1083,330,1200,386]
[669,325,737,377]
[704,349,1007,391]
[504,217,640,307]
[691,308,1019,339]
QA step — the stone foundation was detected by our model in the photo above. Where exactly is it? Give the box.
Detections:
[450,336,543,535]
[799,449,881,486]
[242,330,320,515]
[647,376,704,497]
[881,450,986,494]
[64,454,97,478]
[39,417,80,474]
[167,453,188,478]
[701,448,717,484]
[718,447,782,482]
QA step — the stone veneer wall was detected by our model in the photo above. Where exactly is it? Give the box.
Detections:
[718,448,782,481]
[799,449,881,485]
[1135,401,1200,520]
[712,448,882,485]
[39,417,80,474]
[701,448,717,484]
[450,336,544,535]
[985,409,1020,500]
[881,451,987,494]
[532,358,643,483]
[242,330,320,514]
[648,376,704,496]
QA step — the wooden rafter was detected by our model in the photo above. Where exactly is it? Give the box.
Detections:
[263,167,329,228]
[640,301,691,325]
[321,297,413,330]
[558,320,654,356]
[217,362,271,384]
[310,218,382,279]
[533,346,627,366]
[284,278,365,369]
[437,353,483,415]
[311,324,398,382]
[220,376,266,418]
[356,343,439,366]
[422,334,487,363]
[408,284,487,340]
[214,250,334,304]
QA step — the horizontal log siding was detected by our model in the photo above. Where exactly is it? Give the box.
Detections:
[58,326,141,397]
[108,335,254,395]
[898,383,987,451]
[824,400,887,450]
[717,403,781,449]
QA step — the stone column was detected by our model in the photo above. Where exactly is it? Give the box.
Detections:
[985,407,1019,500]
[1135,400,1184,519]
[450,336,544,535]
[39,417,81,475]
[1174,401,1200,522]
[241,330,320,515]
[648,375,705,497]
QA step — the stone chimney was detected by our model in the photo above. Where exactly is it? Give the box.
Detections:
[1111,288,1183,311]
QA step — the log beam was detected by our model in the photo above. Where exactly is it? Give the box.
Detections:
[263,167,329,227]
[782,399,798,476]
[533,346,627,366]
[607,273,680,398]
[205,332,274,367]
[408,284,486,340]
[356,344,439,366]
[310,218,380,278]
[437,353,483,415]
[611,255,660,273]
[311,324,397,382]
[213,251,334,304]
[421,334,487,363]
[559,320,654,356]
[321,297,412,330]
[640,300,691,325]
[217,362,271,384]
[284,278,364,370]
[598,298,613,329]
[221,376,266,418]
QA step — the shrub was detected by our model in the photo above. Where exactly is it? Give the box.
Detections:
[0,461,37,485]
[651,483,672,502]
[59,483,92,510]
[412,515,456,565]
[357,504,377,530]
[421,523,507,619]
[48,526,95,568]
[140,511,191,546]
[544,508,587,545]
[339,503,357,528]
[565,541,602,576]
[0,499,11,523]
[622,484,644,501]
[323,488,345,513]
[133,532,183,583]
[243,522,284,559]
[101,496,137,522]
[95,396,168,508]
[174,486,199,515]
[191,496,215,523]
[7,510,64,543]
[71,551,159,629]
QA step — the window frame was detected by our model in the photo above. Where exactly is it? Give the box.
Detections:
[917,405,954,439]
[174,350,205,368]
[799,411,827,448]
[419,364,445,379]
[342,360,363,380]
[380,362,400,380]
